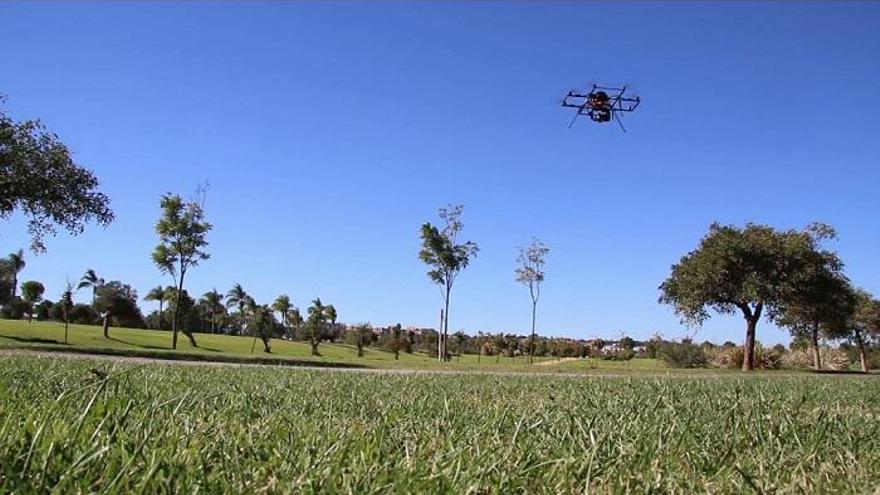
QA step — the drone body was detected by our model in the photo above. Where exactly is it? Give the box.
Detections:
[561,85,641,132]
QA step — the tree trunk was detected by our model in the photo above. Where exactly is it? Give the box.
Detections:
[64,318,69,344]
[438,308,445,363]
[855,327,869,373]
[158,301,163,331]
[529,301,537,365]
[262,333,271,353]
[311,339,320,356]
[742,317,757,371]
[102,313,110,338]
[210,308,215,334]
[810,321,822,370]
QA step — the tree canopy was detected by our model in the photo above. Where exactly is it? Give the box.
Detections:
[0,100,113,252]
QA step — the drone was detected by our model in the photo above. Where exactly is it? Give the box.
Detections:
[561,85,641,132]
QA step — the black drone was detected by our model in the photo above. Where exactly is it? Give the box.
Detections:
[561,85,641,132]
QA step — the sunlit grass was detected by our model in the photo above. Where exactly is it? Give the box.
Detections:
[0,319,668,373]
[0,355,877,492]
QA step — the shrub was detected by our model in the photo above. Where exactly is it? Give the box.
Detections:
[658,339,707,368]
[707,344,782,370]
[781,347,851,371]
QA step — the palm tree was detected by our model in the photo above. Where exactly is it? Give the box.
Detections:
[307,298,326,356]
[287,308,303,340]
[324,304,337,339]
[7,250,25,299]
[272,294,292,338]
[145,286,169,330]
[77,269,104,306]
[201,289,224,334]
[225,284,249,336]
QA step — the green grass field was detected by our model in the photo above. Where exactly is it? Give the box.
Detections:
[0,319,666,373]
[0,355,877,493]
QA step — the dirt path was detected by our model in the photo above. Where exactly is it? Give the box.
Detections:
[535,357,580,366]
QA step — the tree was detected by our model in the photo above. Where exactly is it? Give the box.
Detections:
[152,190,212,349]
[60,281,74,344]
[419,204,479,362]
[20,280,44,323]
[288,308,304,340]
[851,289,880,373]
[354,323,372,357]
[659,222,836,371]
[77,269,104,307]
[145,285,170,330]
[272,294,292,337]
[226,284,249,336]
[20,280,44,304]
[390,323,403,360]
[6,250,25,299]
[516,237,549,365]
[94,281,143,338]
[325,304,338,339]
[201,289,225,334]
[249,304,274,354]
[0,98,114,252]
[776,249,854,370]
[306,298,327,356]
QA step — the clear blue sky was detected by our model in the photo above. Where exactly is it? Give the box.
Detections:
[2,2,879,345]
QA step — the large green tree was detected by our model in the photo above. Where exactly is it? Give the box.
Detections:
[1,99,113,252]
[419,204,479,362]
[516,237,549,365]
[659,222,837,371]
[152,191,212,349]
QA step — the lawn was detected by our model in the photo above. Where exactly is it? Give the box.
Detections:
[0,355,877,493]
[0,319,665,373]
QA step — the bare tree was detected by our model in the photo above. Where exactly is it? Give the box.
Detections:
[516,237,549,364]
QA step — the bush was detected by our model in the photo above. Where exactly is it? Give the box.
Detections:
[658,339,707,368]
[707,344,782,370]
[781,347,851,371]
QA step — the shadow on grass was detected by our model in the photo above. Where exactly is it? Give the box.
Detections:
[1,335,67,345]
[811,369,875,376]
[2,343,370,369]
[107,337,169,351]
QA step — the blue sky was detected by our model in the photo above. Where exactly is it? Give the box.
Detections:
[2,2,879,345]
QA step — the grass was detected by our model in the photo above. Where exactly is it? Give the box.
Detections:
[0,319,667,373]
[0,355,878,493]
